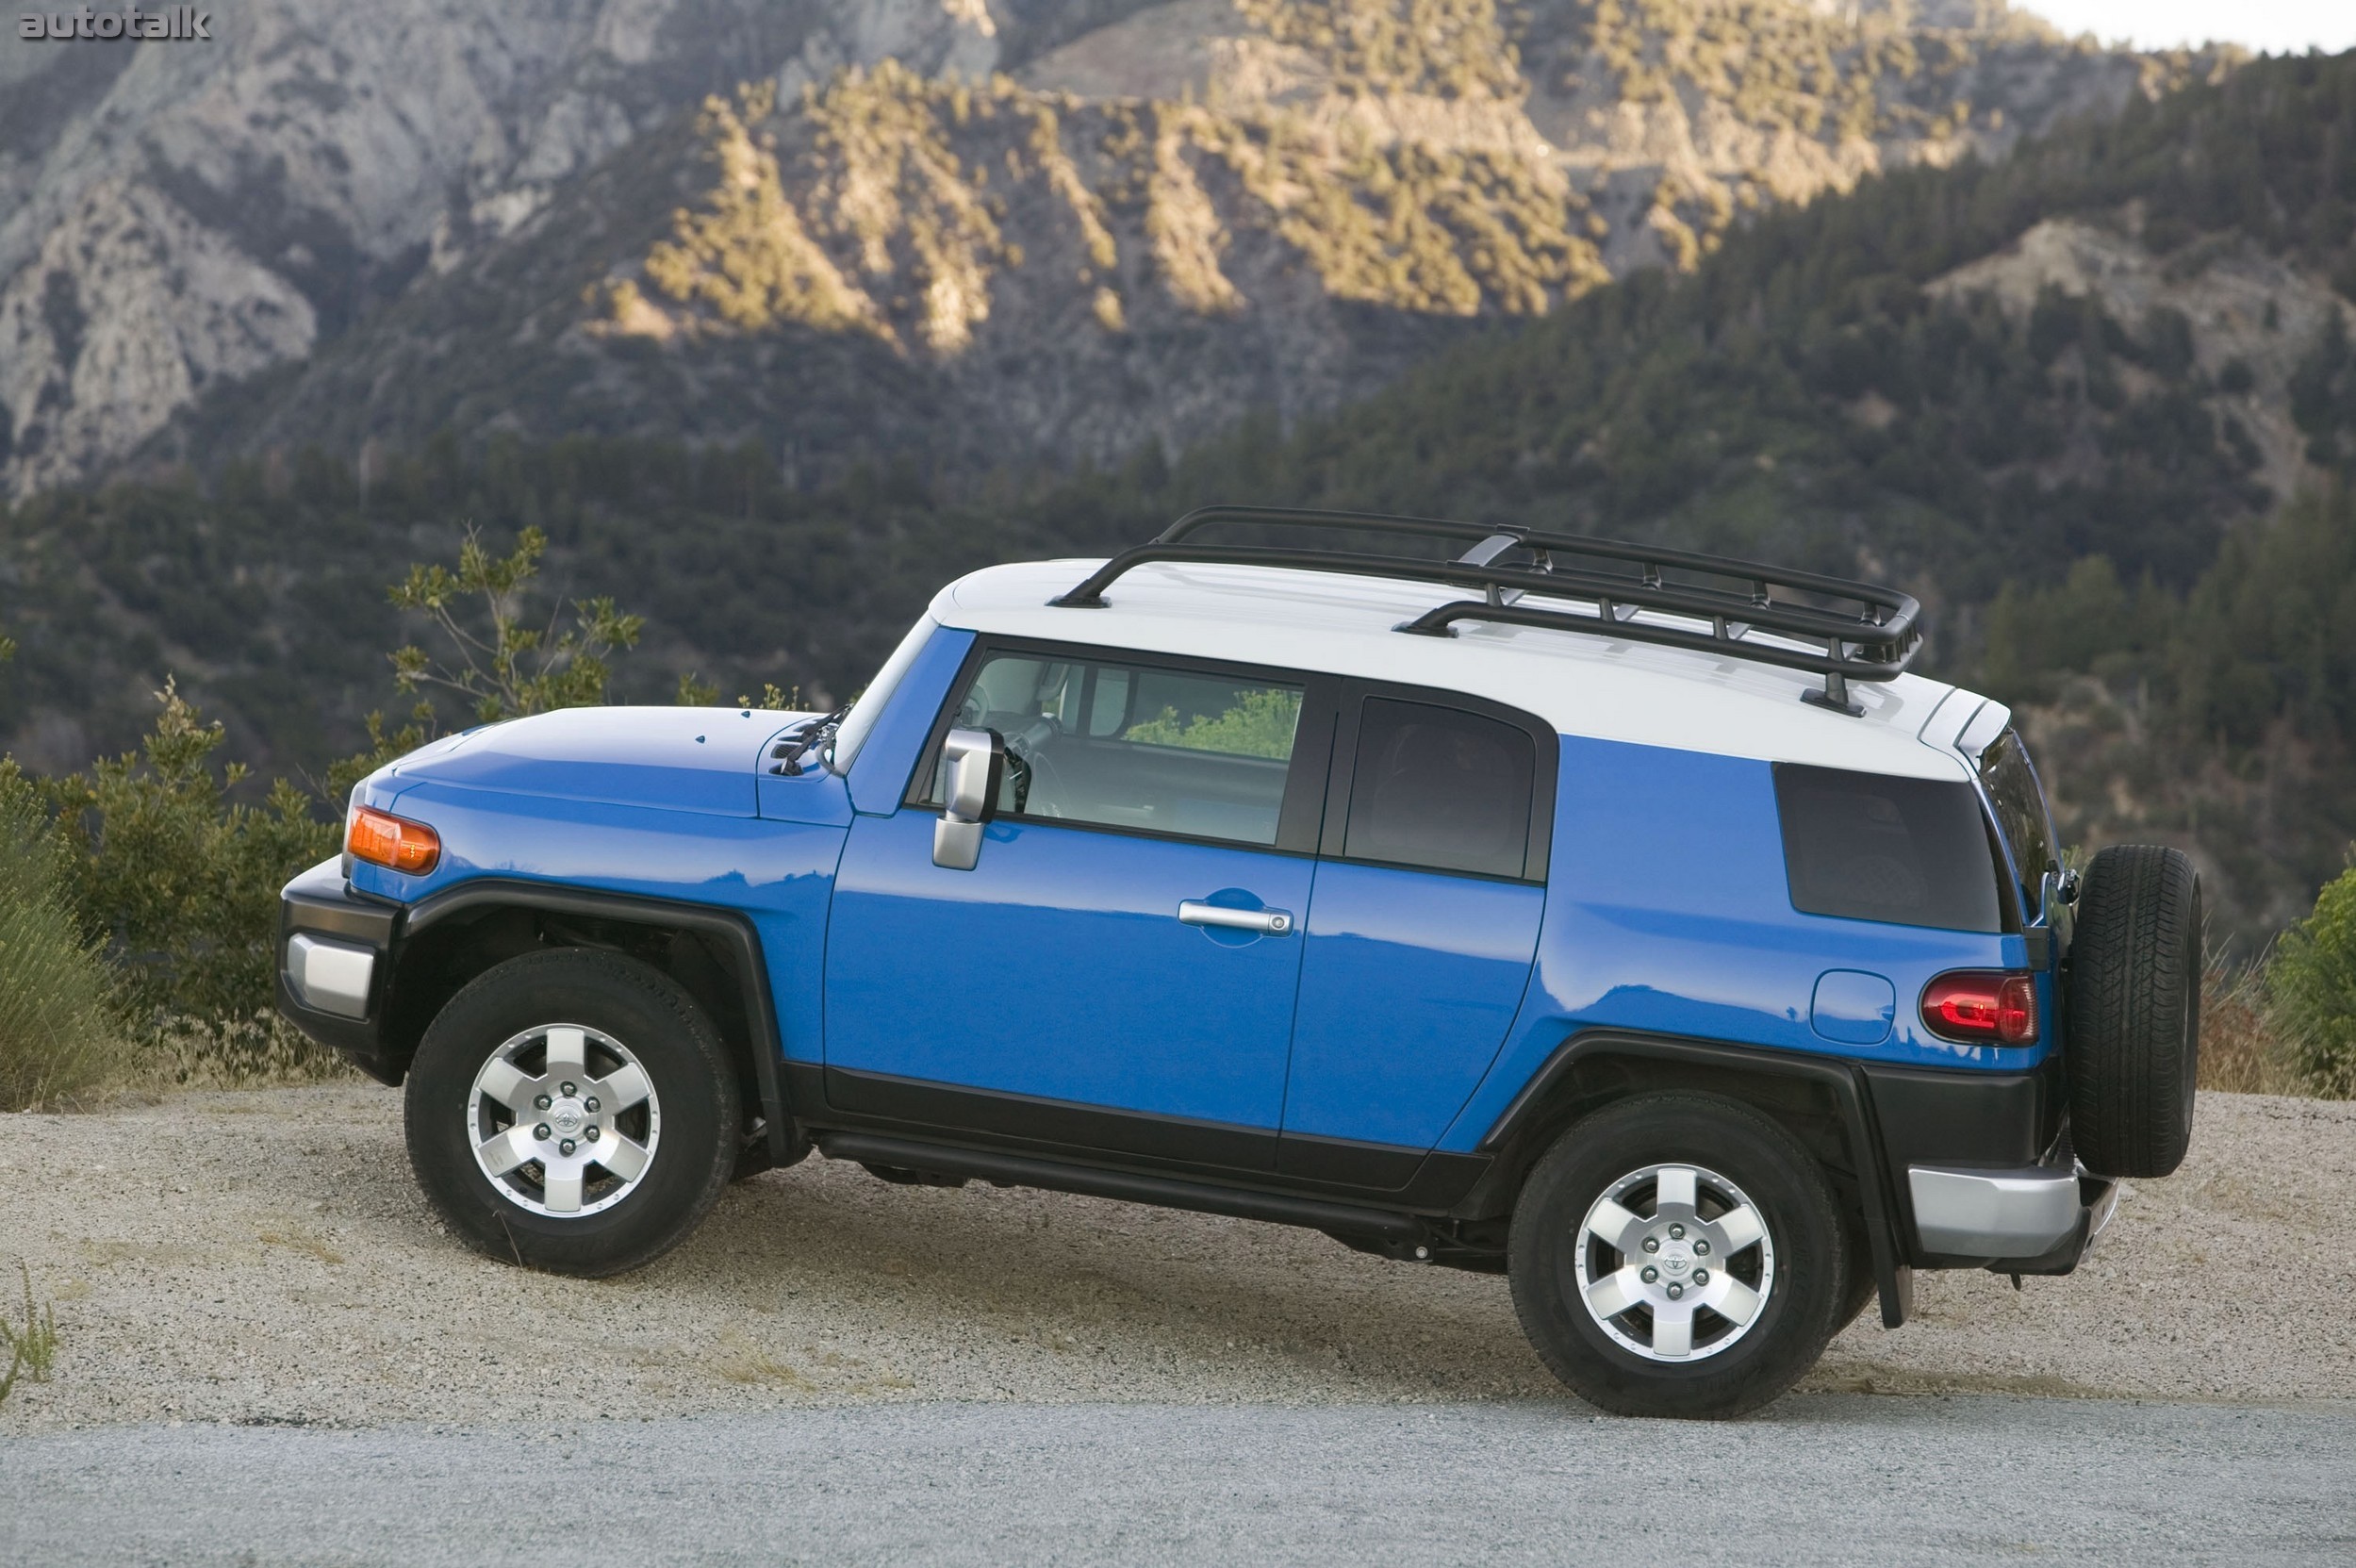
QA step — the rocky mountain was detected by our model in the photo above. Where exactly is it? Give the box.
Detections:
[2,0,2229,497]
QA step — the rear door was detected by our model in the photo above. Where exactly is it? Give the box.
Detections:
[1277,685,1554,1189]
[822,642,1339,1169]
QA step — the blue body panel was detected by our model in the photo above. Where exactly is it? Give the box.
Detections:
[758,769,857,828]
[1811,970,1899,1046]
[823,811,1312,1131]
[349,624,2050,1164]
[371,705,791,817]
[1281,862,1543,1149]
[352,778,848,1065]
[1434,735,2045,1154]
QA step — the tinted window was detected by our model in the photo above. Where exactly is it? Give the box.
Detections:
[938,652,1303,847]
[1342,699,1536,879]
[1981,729,2059,916]
[1773,764,2004,933]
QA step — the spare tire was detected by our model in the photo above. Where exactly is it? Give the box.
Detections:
[2064,844,2201,1178]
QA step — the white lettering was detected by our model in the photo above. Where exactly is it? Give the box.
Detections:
[93,11,117,35]
[19,16,42,40]
[190,8,206,39]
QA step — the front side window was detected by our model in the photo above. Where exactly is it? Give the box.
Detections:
[938,652,1305,847]
[1341,698,1537,880]
[1773,763,2005,933]
[1980,729,2060,917]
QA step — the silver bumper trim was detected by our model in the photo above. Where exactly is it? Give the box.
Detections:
[1907,1164,2084,1258]
[285,933,376,1019]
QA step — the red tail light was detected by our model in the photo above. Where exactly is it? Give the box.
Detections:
[1920,971,2038,1046]
[347,805,440,875]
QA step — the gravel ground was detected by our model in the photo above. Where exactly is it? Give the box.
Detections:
[0,1087,2349,1431]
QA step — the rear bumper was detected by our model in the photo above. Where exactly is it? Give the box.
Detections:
[276,858,404,1083]
[1861,1061,2122,1273]
[1907,1164,2118,1270]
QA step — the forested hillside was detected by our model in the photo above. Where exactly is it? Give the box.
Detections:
[4,47,2353,942]
[8,1,2216,497]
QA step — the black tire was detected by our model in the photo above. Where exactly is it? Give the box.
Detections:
[1508,1095,1849,1419]
[404,948,742,1277]
[2064,844,2201,1180]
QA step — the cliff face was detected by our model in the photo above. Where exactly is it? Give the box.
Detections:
[0,0,1127,494]
[2,1,2229,495]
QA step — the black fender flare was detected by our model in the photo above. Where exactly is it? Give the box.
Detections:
[404,880,794,1166]
[1472,1030,1914,1329]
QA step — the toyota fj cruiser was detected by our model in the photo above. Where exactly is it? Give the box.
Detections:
[278,508,2201,1417]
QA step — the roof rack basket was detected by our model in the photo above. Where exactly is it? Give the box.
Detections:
[1049,505,1922,716]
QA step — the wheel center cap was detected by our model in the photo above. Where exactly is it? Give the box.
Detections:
[1656,1240,1696,1277]
[549,1098,587,1137]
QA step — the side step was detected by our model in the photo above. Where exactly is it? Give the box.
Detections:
[815,1131,1425,1243]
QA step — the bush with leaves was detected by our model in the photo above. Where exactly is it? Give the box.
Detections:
[43,681,337,1030]
[0,766,124,1110]
[389,524,644,723]
[2271,858,2356,1098]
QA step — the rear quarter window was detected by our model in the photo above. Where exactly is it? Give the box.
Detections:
[1980,729,2060,916]
[1772,763,2005,933]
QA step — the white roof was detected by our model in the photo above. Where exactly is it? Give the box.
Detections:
[933,559,1992,783]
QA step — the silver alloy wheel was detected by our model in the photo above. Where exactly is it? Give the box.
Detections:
[1572,1162,1775,1362]
[467,1023,662,1217]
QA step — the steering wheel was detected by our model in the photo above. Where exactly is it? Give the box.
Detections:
[1002,738,1035,814]
[1003,718,1066,817]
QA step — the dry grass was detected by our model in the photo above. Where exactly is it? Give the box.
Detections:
[142,1013,354,1092]
[0,1263,59,1410]
[0,783,131,1111]
[2197,945,2307,1095]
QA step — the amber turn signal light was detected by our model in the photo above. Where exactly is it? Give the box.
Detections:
[347,805,440,875]
[1919,971,2038,1046]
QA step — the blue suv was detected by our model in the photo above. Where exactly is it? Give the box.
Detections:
[278,509,2201,1417]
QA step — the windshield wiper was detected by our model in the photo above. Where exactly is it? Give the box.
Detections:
[767,703,849,776]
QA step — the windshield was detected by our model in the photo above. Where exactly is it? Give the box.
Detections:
[1980,728,2061,918]
[826,615,937,773]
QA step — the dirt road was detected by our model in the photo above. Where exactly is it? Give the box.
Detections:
[1,1087,2349,1431]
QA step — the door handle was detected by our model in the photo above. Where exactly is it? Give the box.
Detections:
[1178,900,1294,935]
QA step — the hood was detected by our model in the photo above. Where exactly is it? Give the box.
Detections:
[386,706,811,817]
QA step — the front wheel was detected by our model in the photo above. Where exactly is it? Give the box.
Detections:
[404,949,742,1277]
[1508,1095,1850,1418]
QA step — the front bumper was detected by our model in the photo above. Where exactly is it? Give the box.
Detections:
[276,858,404,1082]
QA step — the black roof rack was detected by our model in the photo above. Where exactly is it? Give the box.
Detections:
[1048,505,1922,716]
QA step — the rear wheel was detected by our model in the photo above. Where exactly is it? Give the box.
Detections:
[1508,1095,1849,1419]
[2065,844,2201,1179]
[404,949,741,1277]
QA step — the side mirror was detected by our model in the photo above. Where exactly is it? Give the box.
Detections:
[932,727,1002,870]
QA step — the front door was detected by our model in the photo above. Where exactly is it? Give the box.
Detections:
[822,643,1336,1171]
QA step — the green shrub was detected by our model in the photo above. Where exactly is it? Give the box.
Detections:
[2271,858,2356,1098]
[0,768,124,1110]
[43,682,337,1031]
